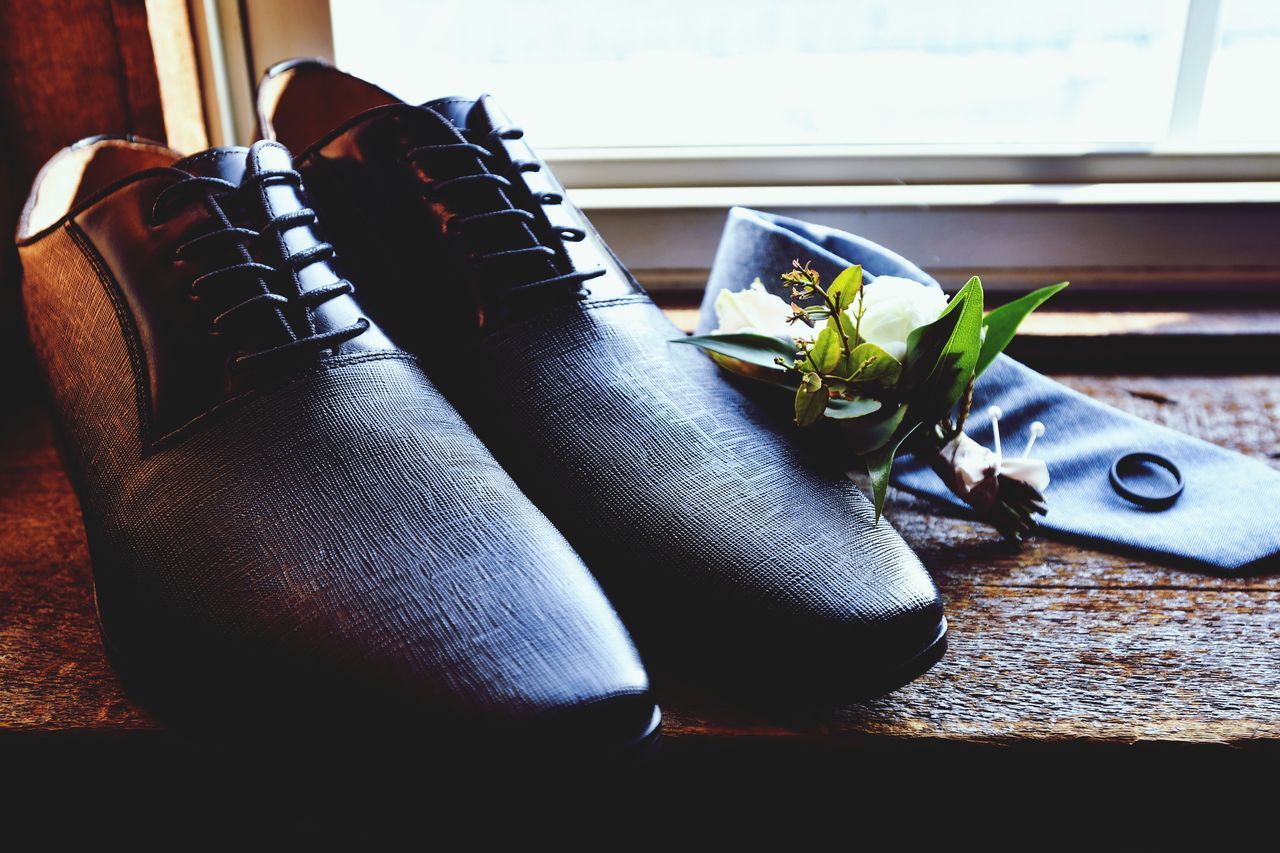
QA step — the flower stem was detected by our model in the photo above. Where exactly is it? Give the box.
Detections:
[817,284,855,357]
[852,288,865,348]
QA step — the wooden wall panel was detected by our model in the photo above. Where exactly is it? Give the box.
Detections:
[145,0,209,153]
[0,0,201,369]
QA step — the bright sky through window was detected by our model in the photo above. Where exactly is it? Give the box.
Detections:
[331,0,1279,150]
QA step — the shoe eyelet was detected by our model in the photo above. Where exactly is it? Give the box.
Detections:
[559,227,586,242]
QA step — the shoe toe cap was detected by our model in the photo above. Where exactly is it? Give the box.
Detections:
[98,359,654,750]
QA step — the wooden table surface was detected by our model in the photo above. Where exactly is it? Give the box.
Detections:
[2,367,1279,760]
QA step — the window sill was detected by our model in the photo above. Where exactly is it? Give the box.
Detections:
[657,291,1280,373]
[547,146,1280,189]
[578,182,1280,295]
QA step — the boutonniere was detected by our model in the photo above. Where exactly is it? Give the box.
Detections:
[676,262,1066,540]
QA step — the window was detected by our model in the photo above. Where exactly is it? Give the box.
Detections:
[1200,0,1280,143]
[329,1,1279,155]
[201,0,1280,293]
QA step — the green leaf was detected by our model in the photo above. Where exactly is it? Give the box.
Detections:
[706,352,799,389]
[901,276,984,422]
[794,385,828,427]
[845,342,902,386]
[834,401,908,455]
[863,422,921,522]
[675,333,801,390]
[902,297,963,387]
[808,324,842,374]
[824,397,882,419]
[673,333,797,371]
[827,264,862,312]
[975,281,1068,377]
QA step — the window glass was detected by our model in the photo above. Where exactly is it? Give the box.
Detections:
[1198,0,1280,144]
[331,0,1200,148]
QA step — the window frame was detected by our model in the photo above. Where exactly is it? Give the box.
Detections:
[193,0,1280,295]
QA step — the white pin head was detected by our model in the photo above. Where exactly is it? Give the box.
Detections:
[1022,421,1046,457]
[988,406,1003,458]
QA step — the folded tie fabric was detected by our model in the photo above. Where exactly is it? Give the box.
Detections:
[699,207,1280,573]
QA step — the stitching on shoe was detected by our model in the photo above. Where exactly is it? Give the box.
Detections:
[424,97,475,108]
[68,185,419,455]
[143,349,421,453]
[582,295,650,310]
[66,220,155,444]
[177,149,240,169]
[482,294,654,343]
[248,140,292,171]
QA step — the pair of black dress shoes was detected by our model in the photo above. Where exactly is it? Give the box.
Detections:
[15,60,945,754]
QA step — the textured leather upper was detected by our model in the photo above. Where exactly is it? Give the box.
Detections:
[17,138,654,745]
[263,61,946,688]
[69,143,396,440]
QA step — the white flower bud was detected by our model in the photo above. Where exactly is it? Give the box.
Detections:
[849,275,949,360]
[942,432,997,496]
[713,278,796,339]
[998,456,1051,492]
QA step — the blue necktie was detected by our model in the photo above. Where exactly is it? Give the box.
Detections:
[697,207,1280,572]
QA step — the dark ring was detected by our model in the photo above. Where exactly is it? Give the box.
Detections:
[1109,452,1184,510]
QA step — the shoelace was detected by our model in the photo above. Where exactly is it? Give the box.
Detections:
[150,168,369,373]
[404,123,606,300]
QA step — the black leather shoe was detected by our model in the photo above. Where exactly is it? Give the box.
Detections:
[16,136,657,752]
[258,60,947,696]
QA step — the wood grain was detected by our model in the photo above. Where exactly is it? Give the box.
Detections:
[0,392,157,734]
[0,0,204,380]
[662,374,1280,749]
[142,0,209,153]
[1,372,1278,749]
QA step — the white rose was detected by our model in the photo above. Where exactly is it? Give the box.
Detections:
[713,278,796,339]
[849,275,949,360]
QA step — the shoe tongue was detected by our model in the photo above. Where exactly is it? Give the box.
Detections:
[170,142,303,229]
[415,96,562,290]
[467,95,510,135]
[171,146,250,184]
[245,139,294,174]
[421,96,475,130]
[421,94,509,137]
[170,141,345,356]
[171,141,297,186]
